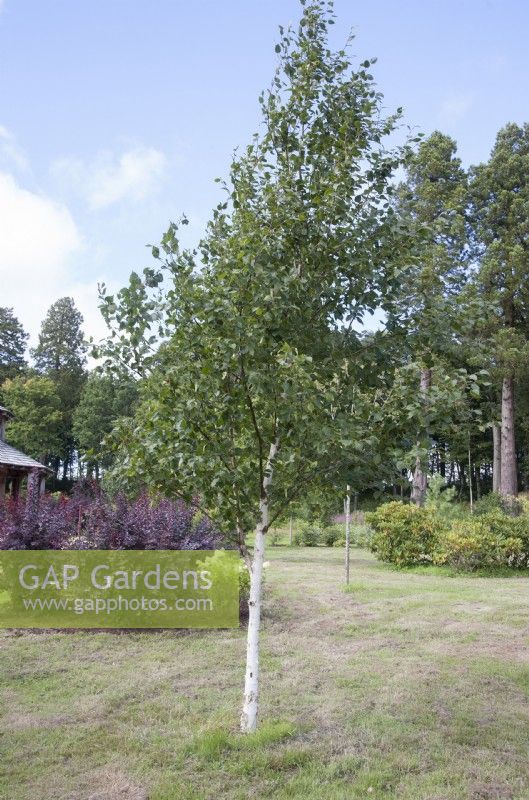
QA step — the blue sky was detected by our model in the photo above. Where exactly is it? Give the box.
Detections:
[1,0,528,345]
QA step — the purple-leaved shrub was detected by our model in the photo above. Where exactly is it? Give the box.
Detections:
[0,482,223,550]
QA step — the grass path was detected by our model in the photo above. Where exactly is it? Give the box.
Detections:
[3,548,529,799]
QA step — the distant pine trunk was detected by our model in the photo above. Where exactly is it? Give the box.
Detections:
[411,367,431,506]
[439,444,446,478]
[458,461,466,493]
[492,422,501,494]
[499,375,517,497]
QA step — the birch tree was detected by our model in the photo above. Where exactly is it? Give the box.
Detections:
[98,0,408,731]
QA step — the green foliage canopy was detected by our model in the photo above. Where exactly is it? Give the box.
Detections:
[31,297,87,474]
[1,375,62,463]
[99,0,412,540]
[73,373,138,475]
[0,307,28,387]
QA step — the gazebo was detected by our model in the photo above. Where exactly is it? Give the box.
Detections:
[0,406,51,502]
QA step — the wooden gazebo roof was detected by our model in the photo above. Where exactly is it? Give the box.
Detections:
[0,440,50,472]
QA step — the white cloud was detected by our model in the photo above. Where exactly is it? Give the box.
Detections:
[53,146,167,210]
[2,143,168,350]
[0,172,80,273]
[439,94,473,123]
[0,125,29,171]
[0,171,87,344]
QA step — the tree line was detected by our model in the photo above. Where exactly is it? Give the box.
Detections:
[94,125,529,512]
[0,299,137,486]
[2,128,529,505]
[392,123,529,506]
[2,125,528,506]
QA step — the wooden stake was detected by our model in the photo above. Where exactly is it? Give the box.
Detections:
[468,441,474,514]
[345,485,351,584]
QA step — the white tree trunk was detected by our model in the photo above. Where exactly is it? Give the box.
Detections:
[241,439,278,733]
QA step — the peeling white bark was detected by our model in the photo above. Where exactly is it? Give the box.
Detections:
[241,439,278,733]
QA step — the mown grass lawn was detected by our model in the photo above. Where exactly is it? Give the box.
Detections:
[3,547,529,799]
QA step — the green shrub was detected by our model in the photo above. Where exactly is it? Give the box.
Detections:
[367,495,529,572]
[473,492,504,516]
[333,525,373,547]
[518,494,529,516]
[366,501,442,567]
[293,523,323,547]
[433,510,529,570]
[474,492,523,518]
[322,524,342,547]
[239,561,251,599]
[425,475,461,521]
[331,525,373,548]
[269,529,282,546]
[301,524,323,547]
[197,551,250,621]
[350,523,373,548]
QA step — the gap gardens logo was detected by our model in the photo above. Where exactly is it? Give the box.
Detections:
[0,550,239,628]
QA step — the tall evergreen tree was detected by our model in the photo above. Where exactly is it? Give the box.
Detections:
[31,297,87,478]
[391,132,469,504]
[0,307,29,387]
[73,373,138,478]
[470,123,529,498]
